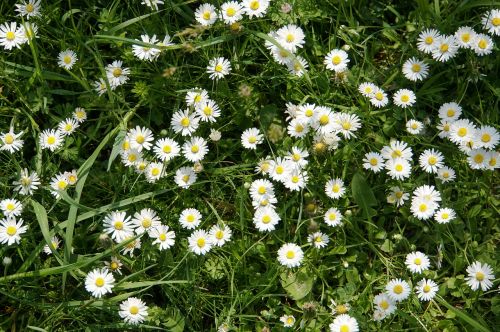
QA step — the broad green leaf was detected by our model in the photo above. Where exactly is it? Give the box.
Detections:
[280,268,315,301]
[351,172,378,219]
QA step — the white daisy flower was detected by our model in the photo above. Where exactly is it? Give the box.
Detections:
[43,236,61,255]
[373,293,397,315]
[385,158,412,180]
[39,129,64,151]
[121,148,142,167]
[0,217,28,245]
[84,268,115,298]
[171,109,200,136]
[287,119,309,138]
[49,173,69,198]
[57,49,78,69]
[405,251,431,274]
[393,89,416,108]
[242,0,270,18]
[438,102,462,122]
[209,224,232,247]
[13,168,40,195]
[145,162,164,183]
[373,309,388,321]
[207,57,231,80]
[249,179,275,203]
[153,138,180,162]
[209,129,222,142]
[103,211,134,242]
[437,120,452,139]
[175,166,197,189]
[104,256,123,275]
[325,178,346,199]
[410,197,438,220]
[132,34,161,61]
[387,186,409,207]
[385,279,411,302]
[324,49,350,73]
[363,152,384,173]
[358,82,377,97]
[58,118,79,136]
[406,119,424,134]
[188,229,213,255]
[93,78,107,96]
[182,136,208,162]
[20,22,38,44]
[0,22,26,50]
[0,129,24,153]
[251,194,278,210]
[286,146,309,169]
[324,207,343,227]
[296,103,318,124]
[270,45,293,65]
[402,57,429,81]
[329,314,359,332]
[415,279,438,301]
[0,199,22,218]
[127,126,154,152]
[255,157,272,175]
[485,151,500,170]
[179,208,202,230]
[241,127,263,150]
[437,166,456,183]
[119,297,148,325]
[132,208,161,235]
[269,158,294,183]
[308,231,329,249]
[476,125,499,150]
[286,56,308,77]
[253,206,280,232]
[419,148,444,173]
[482,9,500,36]
[434,207,456,224]
[381,140,413,160]
[64,169,78,185]
[185,88,209,106]
[280,314,296,328]
[276,24,305,53]
[195,99,221,122]
[413,184,441,203]
[150,225,175,250]
[467,148,488,170]
[472,33,494,56]
[369,87,389,108]
[455,26,476,48]
[15,0,42,19]
[119,235,141,257]
[417,28,441,53]
[195,3,217,26]
[106,60,130,88]
[334,112,362,139]
[220,1,244,24]
[277,243,304,268]
[431,35,459,62]
[465,261,495,291]
[283,169,308,191]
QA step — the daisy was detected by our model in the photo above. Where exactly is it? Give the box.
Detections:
[179,208,202,230]
[369,87,389,108]
[153,138,180,162]
[241,127,263,150]
[417,28,441,53]
[195,3,217,26]
[0,129,24,153]
[182,136,208,162]
[119,235,141,257]
[467,148,488,169]
[106,60,130,88]
[270,158,294,183]
[405,251,431,274]
[105,256,123,275]
[0,217,28,245]
[419,149,444,173]
[472,33,494,56]
[119,297,148,325]
[276,24,305,53]
[64,169,78,185]
[373,293,397,315]
[283,169,308,191]
[207,57,231,80]
[280,314,295,328]
[249,179,275,203]
[220,1,244,24]
[476,125,499,149]
[49,173,69,198]
[438,102,462,122]
[20,22,38,44]
[142,0,164,10]
[57,49,78,70]
[270,45,293,65]
[132,208,161,235]
[43,236,61,255]
[84,268,115,298]
[385,158,412,180]
[330,300,351,315]
[277,243,304,268]
[127,126,154,152]
[145,162,164,183]
[363,152,384,172]
[308,231,329,249]
[411,197,438,220]
[286,146,309,169]
[381,140,413,160]
[324,49,350,72]
[372,310,387,321]
[188,229,212,255]
[255,157,272,175]
[287,119,309,138]
[413,184,441,203]
[39,129,63,151]
[415,279,438,301]
[132,34,161,61]
[15,0,42,19]
[286,56,308,77]
[296,103,317,124]
[175,166,197,188]
[329,314,359,332]
[385,279,411,302]
[13,168,40,195]
[0,22,26,50]
[58,118,79,136]
[406,119,424,134]
[186,88,209,106]
[324,207,343,227]
[402,57,429,81]
[334,112,362,139]
[465,261,495,291]
[209,129,222,142]
[209,224,232,247]
[253,206,280,232]
[434,207,456,224]
[437,166,456,183]
[325,178,346,199]
[242,0,270,18]
[455,26,476,48]
[0,199,23,218]
[482,9,500,36]
[431,35,459,62]
[103,211,134,242]
[171,109,199,136]
[93,78,107,96]
[387,186,409,207]
[121,148,142,167]
[196,99,221,122]
[358,82,377,97]
[150,225,175,250]
[393,89,416,108]
[485,151,500,170]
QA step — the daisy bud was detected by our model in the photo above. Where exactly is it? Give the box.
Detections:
[342,44,350,51]
[243,182,251,189]
[99,233,112,248]
[343,261,349,268]
[193,162,204,173]
[3,256,12,266]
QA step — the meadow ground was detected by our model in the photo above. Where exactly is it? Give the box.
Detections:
[0,0,499,331]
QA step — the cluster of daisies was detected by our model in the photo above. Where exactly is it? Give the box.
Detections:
[0,0,41,51]
[194,0,270,26]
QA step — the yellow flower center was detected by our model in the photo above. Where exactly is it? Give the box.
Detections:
[292,153,301,161]
[457,128,467,137]
[461,33,471,42]
[63,55,72,64]
[163,145,172,153]
[411,123,418,129]
[441,213,449,219]
[142,218,151,228]
[423,284,431,293]
[414,258,422,265]
[191,145,199,153]
[440,44,449,52]
[319,115,329,125]
[411,63,421,72]
[262,215,271,224]
[250,0,260,10]
[95,277,105,287]
[6,31,15,41]
[159,233,167,241]
[58,180,67,190]
[26,3,34,12]
[291,175,300,183]
[336,305,348,314]
[342,122,351,130]
[129,306,139,315]
[261,162,270,172]
[481,133,491,143]
[114,221,123,230]
[286,317,294,325]
[369,158,378,166]
[180,117,190,127]
[419,203,427,212]
[478,39,487,49]
[4,134,14,144]
[395,191,403,199]
[475,271,485,281]
[276,166,284,174]
[64,123,73,132]
[393,284,403,294]
[395,164,403,172]
[443,124,450,131]
[401,95,410,103]
[428,156,437,165]
[380,300,389,310]
[492,17,500,26]
[332,55,341,65]
[47,136,56,145]
[286,34,295,43]
[197,237,205,248]
[375,91,384,101]
[447,109,455,117]
[151,167,160,176]
[112,68,122,77]
[187,215,195,223]
[248,136,257,144]
[6,203,15,211]
[21,177,31,186]
[340,325,350,332]
[474,154,484,164]
[215,230,224,240]
[6,226,17,236]
[136,135,145,144]
[332,184,340,193]
[226,7,236,16]
[286,250,295,259]
[194,94,202,103]
[489,157,497,166]
[258,186,266,194]
[203,106,212,115]
[202,11,211,20]
[215,64,223,72]
[182,174,190,183]
[295,124,304,132]
[122,140,130,150]
[315,236,322,243]
[425,36,433,44]
[305,109,313,117]
[442,172,449,178]
[329,213,336,221]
